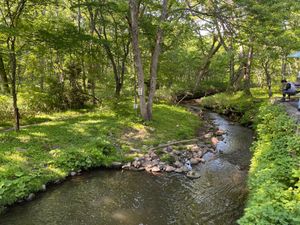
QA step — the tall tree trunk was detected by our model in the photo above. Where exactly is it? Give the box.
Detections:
[129,0,148,120]
[263,61,272,98]
[228,43,235,89]
[0,54,10,94]
[147,0,168,120]
[281,55,287,79]
[9,38,20,131]
[243,45,253,96]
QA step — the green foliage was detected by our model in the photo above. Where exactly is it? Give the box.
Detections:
[160,153,176,164]
[0,95,12,123]
[200,89,267,125]
[0,101,200,212]
[238,104,300,225]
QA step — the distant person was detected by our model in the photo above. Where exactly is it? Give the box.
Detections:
[281,79,297,101]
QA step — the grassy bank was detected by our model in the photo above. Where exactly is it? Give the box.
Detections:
[200,90,300,224]
[0,101,200,213]
[200,88,276,125]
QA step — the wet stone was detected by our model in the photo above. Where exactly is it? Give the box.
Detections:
[174,168,183,173]
[151,166,161,172]
[186,171,201,179]
[41,184,46,191]
[111,162,123,169]
[26,193,35,201]
[70,172,77,176]
[165,165,175,172]
[122,162,131,170]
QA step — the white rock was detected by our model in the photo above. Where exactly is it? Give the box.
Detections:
[122,162,131,169]
[26,193,35,201]
[165,165,175,172]
[151,166,161,172]
[70,172,76,176]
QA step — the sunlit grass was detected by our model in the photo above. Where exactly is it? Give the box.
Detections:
[0,100,200,212]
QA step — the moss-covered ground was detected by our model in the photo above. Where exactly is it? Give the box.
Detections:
[0,100,200,213]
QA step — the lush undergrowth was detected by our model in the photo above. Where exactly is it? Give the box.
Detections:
[0,100,200,213]
[199,88,276,125]
[200,90,300,224]
[238,104,300,225]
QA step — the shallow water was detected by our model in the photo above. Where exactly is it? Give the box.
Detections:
[0,113,253,225]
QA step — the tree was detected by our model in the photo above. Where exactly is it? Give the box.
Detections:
[0,0,27,131]
[129,0,168,121]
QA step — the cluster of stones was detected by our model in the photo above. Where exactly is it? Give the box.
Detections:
[122,144,205,172]
[121,128,225,179]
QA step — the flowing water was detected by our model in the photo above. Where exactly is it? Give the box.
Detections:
[0,113,253,225]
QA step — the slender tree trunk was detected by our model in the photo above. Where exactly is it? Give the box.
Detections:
[147,0,168,120]
[9,38,20,131]
[228,43,235,89]
[281,55,287,79]
[0,54,10,94]
[81,58,87,92]
[129,0,148,120]
[262,60,272,98]
[243,45,253,96]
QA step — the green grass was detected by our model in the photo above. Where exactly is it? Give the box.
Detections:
[0,100,200,212]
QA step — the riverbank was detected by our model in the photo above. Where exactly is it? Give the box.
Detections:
[200,90,300,225]
[0,111,253,225]
[0,101,200,213]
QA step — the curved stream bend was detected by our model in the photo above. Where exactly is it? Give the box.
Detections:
[0,113,253,225]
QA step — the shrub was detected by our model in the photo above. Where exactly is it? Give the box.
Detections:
[238,104,300,225]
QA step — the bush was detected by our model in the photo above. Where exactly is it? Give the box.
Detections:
[0,95,12,122]
[238,104,300,225]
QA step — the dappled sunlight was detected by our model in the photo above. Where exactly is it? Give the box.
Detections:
[15,135,31,144]
[78,120,100,125]
[46,165,66,177]
[4,152,27,164]
[49,149,62,158]
[28,132,47,137]
[121,126,150,144]
[0,166,7,174]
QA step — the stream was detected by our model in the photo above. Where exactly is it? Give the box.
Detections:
[0,113,253,225]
